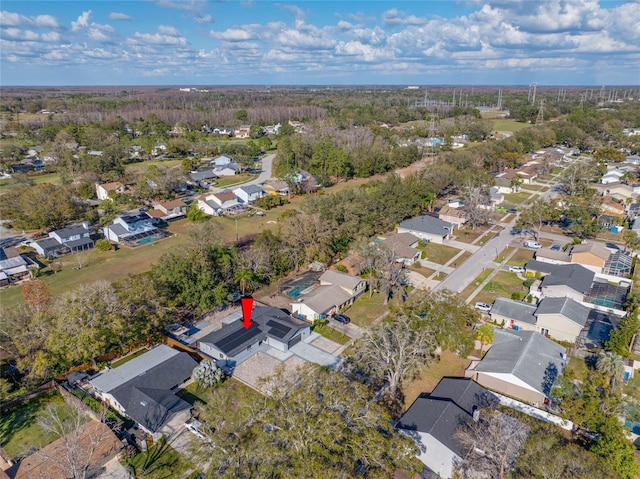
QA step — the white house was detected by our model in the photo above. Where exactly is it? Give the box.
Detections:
[233,185,265,204]
[398,215,453,244]
[96,182,129,201]
[211,155,233,166]
[103,212,157,243]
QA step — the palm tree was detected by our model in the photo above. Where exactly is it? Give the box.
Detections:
[596,351,625,387]
[234,269,256,296]
[476,324,495,354]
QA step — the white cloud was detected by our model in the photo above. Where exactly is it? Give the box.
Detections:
[0,11,60,28]
[41,31,61,42]
[127,30,189,47]
[194,14,213,24]
[88,24,116,43]
[158,25,180,36]
[381,9,426,27]
[71,10,91,31]
[210,27,256,42]
[108,12,133,21]
[335,41,391,62]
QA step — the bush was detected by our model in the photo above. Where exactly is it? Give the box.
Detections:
[511,292,522,300]
[334,264,348,273]
[523,278,535,288]
[420,250,427,259]
[313,318,328,328]
[95,239,111,251]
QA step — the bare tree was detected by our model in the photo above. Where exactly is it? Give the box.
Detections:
[355,315,436,399]
[455,409,529,479]
[31,403,118,479]
[460,183,492,229]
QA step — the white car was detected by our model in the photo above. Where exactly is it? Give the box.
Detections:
[523,241,541,249]
[474,302,492,312]
[508,266,525,273]
[185,420,205,439]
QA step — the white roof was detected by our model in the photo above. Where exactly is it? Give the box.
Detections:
[90,344,180,393]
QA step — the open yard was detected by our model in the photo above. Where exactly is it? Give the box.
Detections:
[402,350,471,410]
[342,292,388,328]
[0,391,76,460]
[473,271,530,305]
[503,191,533,204]
[121,440,194,479]
[453,226,489,244]
[459,269,493,301]
[491,119,532,132]
[504,247,535,266]
[312,324,350,345]
[418,242,461,265]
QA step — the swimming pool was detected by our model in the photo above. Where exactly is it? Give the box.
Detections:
[136,236,160,245]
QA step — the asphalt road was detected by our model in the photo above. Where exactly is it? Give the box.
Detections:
[209,153,275,194]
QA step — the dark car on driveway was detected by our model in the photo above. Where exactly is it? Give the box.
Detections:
[333,314,350,324]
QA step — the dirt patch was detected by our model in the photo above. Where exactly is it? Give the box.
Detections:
[394,156,437,179]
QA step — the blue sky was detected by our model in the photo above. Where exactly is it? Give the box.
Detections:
[1,1,638,86]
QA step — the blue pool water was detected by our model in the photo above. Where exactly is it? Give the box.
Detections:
[137,236,160,245]
[625,421,640,435]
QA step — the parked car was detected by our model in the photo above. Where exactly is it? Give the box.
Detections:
[474,302,492,312]
[333,314,350,324]
[523,241,541,249]
[185,420,205,439]
[255,210,265,216]
[508,266,525,273]
[506,208,518,214]
[550,244,562,251]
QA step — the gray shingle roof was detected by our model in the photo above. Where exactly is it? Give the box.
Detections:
[293,284,353,316]
[399,215,453,237]
[33,237,67,253]
[526,260,594,295]
[53,224,88,239]
[535,296,590,327]
[475,329,566,397]
[238,184,264,195]
[319,270,363,291]
[397,378,498,457]
[490,298,537,325]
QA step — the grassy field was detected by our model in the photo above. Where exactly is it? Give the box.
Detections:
[455,226,489,244]
[460,269,493,301]
[408,264,436,279]
[312,324,350,345]
[503,191,533,204]
[111,347,150,368]
[122,441,193,479]
[419,242,461,265]
[343,292,388,327]
[177,381,211,405]
[0,391,76,460]
[402,350,471,410]
[124,159,183,175]
[491,119,532,132]
[474,271,529,305]
[213,173,257,188]
[504,247,535,266]
[0,172,61,192]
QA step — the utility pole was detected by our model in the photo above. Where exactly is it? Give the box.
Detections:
[535,100,545,126]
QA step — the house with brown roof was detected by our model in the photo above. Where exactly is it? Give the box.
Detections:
[438,206,467,228]
[379,232,421,265]
[9,421,121,479]
[95,181,130,201]
[148,198,188,220]
[569,242,611,272]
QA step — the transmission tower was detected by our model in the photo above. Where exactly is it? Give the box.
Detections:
[497,89,503,110]
[427,116,438,157]
[528,82,538,105]
[535,100,545,125]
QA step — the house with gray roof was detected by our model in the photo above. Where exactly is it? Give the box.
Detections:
[290,270,366,321]
[197,305,310,365]
[489,298,537,332]
[189,169,218,186]
[0,255,37,284]
[397,378,499,479]
[89,344,197,434]
[535,296,590,343]
[103,211,159,244]
[466,329,567,405]
[379,232,421,265]
[526,260,595,301]
[233,184,265,204]
[31,222,93,258]
[398,215,454,244]
[31,237,70,259]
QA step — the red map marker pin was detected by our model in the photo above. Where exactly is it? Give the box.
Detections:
[241,296,254,329]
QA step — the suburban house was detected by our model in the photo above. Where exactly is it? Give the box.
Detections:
[262,179,289,196]
[30,223,93,258]
[378,232,421,265]
[535,296,591,342]
[89,344,197,435]
[466,329,567,405]
[290,270,366,321]
[197,305,311,365]
[569,242,611,272]
[233,185,265,204]
[489,297,538,332]
[96,181,130,201]
[398,215,454,244]
[103,212,159,244]
[189,169,218,187]
[9,421,122,479]
[493,175,515,194]
[212,162,241,177]
[234,125,251,138]
[147,198,188,221]
[197,191,244,216]
[0,255,37,285]
[396,378,499,479]
[211,154,233,166]
[438,207,467,228]
[526,260,595,301]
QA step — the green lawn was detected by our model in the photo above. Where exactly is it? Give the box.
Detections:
[520,184,545,192]
[125,159,183,175]
[212,173,256,188]
[312,324,350,345]
[342,292,388,327]
[0,391,76,460]
[491,119,532,132]
[122,440,193,479]
[453,226,489,244]
[504,247,535,266]
[419,242,461,265]
[408,264,436,279]
[474,271,530,304]
[503,192,533,204]
[177,381,211,405]
[111,348,150,368]
[0,172,61,192]
[460,269,493,301]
